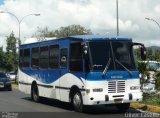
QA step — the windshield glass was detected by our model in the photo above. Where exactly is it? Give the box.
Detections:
[0,73,7,78]
[112,41,136,70]
[89,41,114,71]
[88,41,136,71]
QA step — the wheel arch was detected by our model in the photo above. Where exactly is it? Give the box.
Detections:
[69,85,81,103]
[31,80,38,97]
[31,81,37,90]
[31,80,40,102]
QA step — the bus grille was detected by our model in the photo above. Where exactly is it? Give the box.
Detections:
[108,81,125,93]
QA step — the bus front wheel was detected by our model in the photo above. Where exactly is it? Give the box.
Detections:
[72,91,84,112]
[31,84,40,102]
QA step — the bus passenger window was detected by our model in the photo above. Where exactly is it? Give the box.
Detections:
[49,45,59,68]
[32,47,39,69]
[40,46,49,69]
[69,43,83,71]
[60,48,68,68]
[19,49,23,68]
[23,49,30,68]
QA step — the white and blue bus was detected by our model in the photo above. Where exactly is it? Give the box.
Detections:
[18,35,146,112]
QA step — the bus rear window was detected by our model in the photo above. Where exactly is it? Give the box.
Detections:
[19,49,30,68]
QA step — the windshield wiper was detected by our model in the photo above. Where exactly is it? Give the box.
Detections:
[115,59,132,76]
[102,58,111,78]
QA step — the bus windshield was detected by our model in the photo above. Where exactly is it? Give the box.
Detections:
[88,41,136,71]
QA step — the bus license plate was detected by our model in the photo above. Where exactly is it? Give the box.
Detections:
[114,99,123,103]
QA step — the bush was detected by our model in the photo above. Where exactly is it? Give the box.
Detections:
[155,72,160,90]
[141,93,160,106]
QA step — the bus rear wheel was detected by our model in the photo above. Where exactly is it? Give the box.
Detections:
[72,91,84,112]
[31,84,40,102]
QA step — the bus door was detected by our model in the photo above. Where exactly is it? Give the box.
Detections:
[59,48,69,101]
[60,48,68,75]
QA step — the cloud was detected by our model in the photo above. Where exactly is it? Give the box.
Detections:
[154,4,160,13]
[0,0,159,47]
[134,39,160,47]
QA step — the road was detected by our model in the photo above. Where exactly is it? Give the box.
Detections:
[0,88,157,118]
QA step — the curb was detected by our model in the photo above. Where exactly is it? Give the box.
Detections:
[130,103,160,113]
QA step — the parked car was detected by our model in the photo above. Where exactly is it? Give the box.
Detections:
[8,72,16,81]
[142,83,156,94]
[148,79,156,84]
[0,72,12,91]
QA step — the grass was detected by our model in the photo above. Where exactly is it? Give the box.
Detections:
[140,93,160,106]
[130,93,160,113]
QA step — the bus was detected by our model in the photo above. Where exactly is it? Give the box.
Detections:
[18,35,146,112]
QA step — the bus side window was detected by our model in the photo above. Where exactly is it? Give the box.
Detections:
[40,46,49,69]
[69,43,83,72]
[32,47,39,69]
[23,49,30,68]
[49,45,59,69]
[19,49,23,68]
[60,48,68,68]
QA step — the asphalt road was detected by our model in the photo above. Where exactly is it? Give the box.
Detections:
[0,88,157,118]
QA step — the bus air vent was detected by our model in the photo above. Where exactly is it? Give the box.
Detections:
[108,81,125,93]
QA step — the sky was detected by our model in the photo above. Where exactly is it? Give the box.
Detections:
[0,0,3,5]
[0,0,160,48]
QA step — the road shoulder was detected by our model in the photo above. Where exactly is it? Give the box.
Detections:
[130,103,160,113]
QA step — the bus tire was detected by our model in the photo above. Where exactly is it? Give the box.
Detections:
[115,103,130,112]
[31,84,40,102]
[72,90,84,112]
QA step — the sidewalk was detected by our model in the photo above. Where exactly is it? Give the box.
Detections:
[11,83,18,89]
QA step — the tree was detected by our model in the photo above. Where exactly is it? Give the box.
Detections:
[155,72,160,90]
[54,25,92,38]
[35,26,55,37]
[134,47,141,61]
[5,32,18,72]
[137,61,149,87]
[34,24,92,38]
[0,47,5,71]
[155,49,160,61]
[147,48,154,60]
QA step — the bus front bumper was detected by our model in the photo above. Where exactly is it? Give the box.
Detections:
[82,92,142,105]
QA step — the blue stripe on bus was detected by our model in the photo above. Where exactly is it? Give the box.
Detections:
[86,71,139,81]
[21,69,139,84]
[22,69,60,84]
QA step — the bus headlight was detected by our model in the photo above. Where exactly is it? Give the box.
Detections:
[93,88,103,92]
[130,86,139,90]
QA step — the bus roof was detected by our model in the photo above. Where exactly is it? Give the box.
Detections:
[69,35,131,41]
[21,35,132,46]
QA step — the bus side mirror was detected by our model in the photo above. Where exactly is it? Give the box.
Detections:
[141,46,147,60]
[83,45,88,54]
[82,43,88,55]
[132,42,147,60]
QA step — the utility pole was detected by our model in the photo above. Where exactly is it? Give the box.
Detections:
[116,0,119,37]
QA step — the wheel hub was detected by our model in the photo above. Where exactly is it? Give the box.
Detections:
[73,94,81,107]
